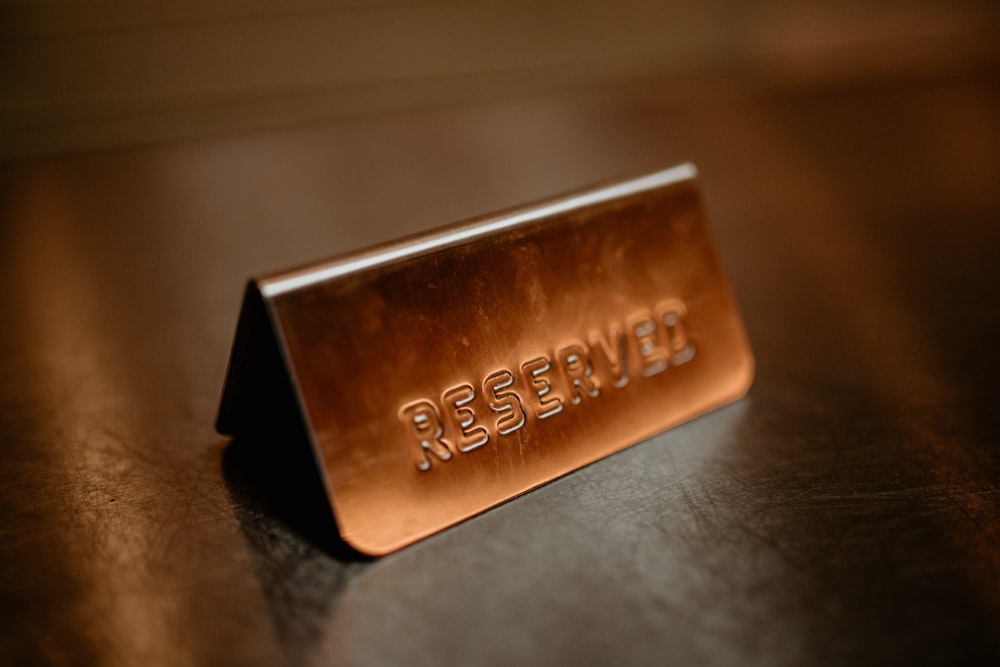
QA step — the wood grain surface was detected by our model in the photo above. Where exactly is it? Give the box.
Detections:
[2,0,998,158]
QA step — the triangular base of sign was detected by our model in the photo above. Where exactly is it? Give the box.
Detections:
[216,283,301,437]
[217,285,368,560]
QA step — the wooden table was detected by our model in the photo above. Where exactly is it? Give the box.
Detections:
[2,56,999,664]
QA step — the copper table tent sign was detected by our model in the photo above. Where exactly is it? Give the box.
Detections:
[216,164,754,555]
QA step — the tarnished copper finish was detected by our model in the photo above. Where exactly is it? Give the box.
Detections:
[216,164,754,555]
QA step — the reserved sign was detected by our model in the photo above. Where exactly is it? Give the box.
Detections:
[216,164,754,555]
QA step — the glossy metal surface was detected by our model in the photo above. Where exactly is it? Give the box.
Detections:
[218,165,753,555]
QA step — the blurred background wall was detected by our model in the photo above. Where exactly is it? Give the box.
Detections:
[1,0,997,160]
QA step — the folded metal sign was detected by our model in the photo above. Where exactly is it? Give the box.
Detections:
[216,164,754,556]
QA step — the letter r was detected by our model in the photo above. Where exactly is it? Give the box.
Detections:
[399,400,453,471]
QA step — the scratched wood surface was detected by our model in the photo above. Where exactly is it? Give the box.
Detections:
[2,15,1000,667]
